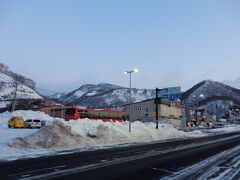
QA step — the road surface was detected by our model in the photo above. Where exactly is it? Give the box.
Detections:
[1,131,240,180]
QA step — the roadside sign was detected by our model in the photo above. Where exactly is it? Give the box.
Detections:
[159,87,182,100]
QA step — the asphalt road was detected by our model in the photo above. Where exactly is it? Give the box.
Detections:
[1,131,240,180]
[161,143,240,180]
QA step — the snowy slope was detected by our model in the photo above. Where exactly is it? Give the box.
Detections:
[59,83,155,108]
[60,80,240,114]
[0,72,42,99]
[181,80,240,114]
[0,72,42,107]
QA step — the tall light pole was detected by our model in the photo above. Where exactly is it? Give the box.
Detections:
[193,94,204,124]
[124,68,138,132]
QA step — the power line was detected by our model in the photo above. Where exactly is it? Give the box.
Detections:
[35,87,65,94]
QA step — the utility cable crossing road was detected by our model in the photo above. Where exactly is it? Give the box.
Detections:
[1,132,240,180]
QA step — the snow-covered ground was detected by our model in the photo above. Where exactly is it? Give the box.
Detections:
[206,124,240,133]
[0,110,240,161]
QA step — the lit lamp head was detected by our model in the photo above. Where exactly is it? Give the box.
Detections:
[134,69,139,73]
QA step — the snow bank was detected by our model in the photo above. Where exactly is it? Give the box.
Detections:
[0,110,211,160]
[0,126,42,161]
[8,119,206,149]
[9,119,81,149]
[0,110,55,127]
[207,124,240,133]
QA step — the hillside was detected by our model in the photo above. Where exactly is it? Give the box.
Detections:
[60,80,240,112]
[58,79,240,119]
[59,83,155,108]
[0,63,36,90]
[0,72,42,108]
[181,80,240,114]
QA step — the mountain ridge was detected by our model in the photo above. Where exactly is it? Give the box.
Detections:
[181,80,240,116]
[59,80,240,114]
[59,83,155,108]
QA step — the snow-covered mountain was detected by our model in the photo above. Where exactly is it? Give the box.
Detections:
[59,83,155,108]
[181,80,240,114]
[60,80,240,115]
[0,72,42,108]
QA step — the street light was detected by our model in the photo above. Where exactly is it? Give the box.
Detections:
[192,94,204,107]
[124,68,138,132]
[193,93,204,124]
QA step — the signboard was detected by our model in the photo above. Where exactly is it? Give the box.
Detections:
[159,87,182,100]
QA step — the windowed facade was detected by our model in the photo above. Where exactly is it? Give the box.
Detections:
[124,99,183,127]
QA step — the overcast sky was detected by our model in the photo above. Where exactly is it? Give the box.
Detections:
[0,0,240,93]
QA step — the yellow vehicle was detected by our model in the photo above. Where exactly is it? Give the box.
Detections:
[8,116,25,128]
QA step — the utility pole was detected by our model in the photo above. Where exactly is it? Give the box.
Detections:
[12,82,18,112]
[155,88,160,129]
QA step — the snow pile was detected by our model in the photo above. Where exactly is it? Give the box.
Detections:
[0,127,43,161]
[0,110,55,127]
[8,119,206,149]
[184,130,207,137]
[9,119,81,149]
[2,110,240,161]
[208,124,240,133]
